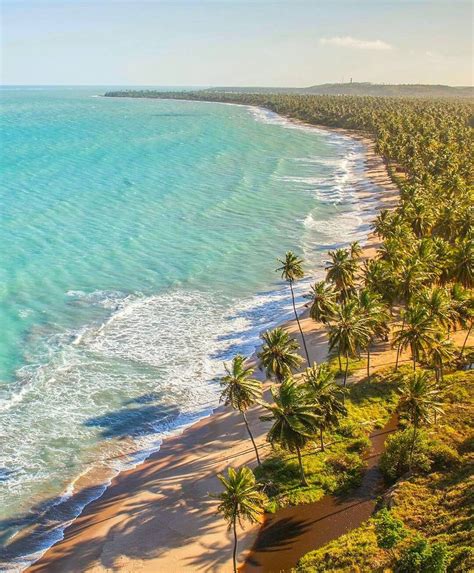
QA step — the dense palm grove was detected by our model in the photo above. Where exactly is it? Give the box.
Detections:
[109,91,473,571]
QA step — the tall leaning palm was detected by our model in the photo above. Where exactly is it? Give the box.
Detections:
[328,299,371,385]
[216,466,266,573]
[392,305,437,371]
[398,371,444,468]
[257,327,303,383]
[261,378,319,486]
[302,363,347,451]
[276,252,310,365]
[220,355,263,465]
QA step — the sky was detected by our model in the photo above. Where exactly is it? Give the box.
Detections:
[1,0,472,86]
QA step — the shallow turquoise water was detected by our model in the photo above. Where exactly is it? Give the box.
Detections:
[0,87,376,568]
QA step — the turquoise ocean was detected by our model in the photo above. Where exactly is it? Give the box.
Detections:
[0,87,379,569]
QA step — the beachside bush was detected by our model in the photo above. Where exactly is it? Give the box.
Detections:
[380,429,431,482]
[347,435,371,453]
[396,538,451,573]
[428,442,461,471]
[373,508,407,551]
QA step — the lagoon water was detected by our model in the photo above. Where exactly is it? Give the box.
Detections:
[0,87,377,569]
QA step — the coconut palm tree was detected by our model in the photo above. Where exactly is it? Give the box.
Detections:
[328,299,371,385]
[309,281,337,324]
[357,289,390,381]
[349,241,363,259]
[325,248,358,302]
[276,252,310,365]
[415,287,455,331]
[393,305,437,371]
[302,363,347,451]
[216,466,266,573]
[220,355,263,464]
[261,378,319,486]
[451,237,473,289]
[427,335,455,383]
[398,371,444,468]
[449,283,474,361]
[257,327,303,383]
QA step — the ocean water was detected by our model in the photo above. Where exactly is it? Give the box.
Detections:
[0,87,378,569]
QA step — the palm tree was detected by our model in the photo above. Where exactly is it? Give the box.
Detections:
[302,363,347,451]
[257,327,303,383]
[261,378,319,486]
[357,289,390,381]
[276,252,310,365]
[220,355,263,464]
[309,281,337,324]
[328,299,371,385]
[451,237,473,288]
[349,241,363,259]
[216,466,266,573]
[398,371,444,468]
[393,305,437,371]
[449,283,474,361]
[392,258,434,370]
[427,335,455,383]
[325,248,358,302]
[415,287,455,331]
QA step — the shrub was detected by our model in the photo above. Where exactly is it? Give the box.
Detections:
[380,429,431,482]
[396,538,451,572]
[347,435,371,453]
[428,442,460,471]
[373,508,407,551]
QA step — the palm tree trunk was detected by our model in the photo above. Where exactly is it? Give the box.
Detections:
[409,424,417,470]
[459,321,472,360]
[295,445,308,486]
[242,411,261,465]
[366,342,371,381]
[337,350,342,372]
[289,281,310,366]
[344,353,350,386]
[320,428,325,452]
[413,352,417,372]
[232,514,238,573]
[395,315,406,371]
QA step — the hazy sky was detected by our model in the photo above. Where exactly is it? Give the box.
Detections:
[1,0,472,86]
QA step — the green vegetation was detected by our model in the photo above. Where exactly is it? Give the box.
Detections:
[297,371,474,572]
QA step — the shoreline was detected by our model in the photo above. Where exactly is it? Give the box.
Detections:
[21,111,400,572]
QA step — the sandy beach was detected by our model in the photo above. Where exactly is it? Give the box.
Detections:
[25,125,404,573]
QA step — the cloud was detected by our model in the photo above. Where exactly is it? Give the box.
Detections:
[319,36,393,51]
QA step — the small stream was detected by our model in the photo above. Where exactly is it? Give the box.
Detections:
[243,414,398,572]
